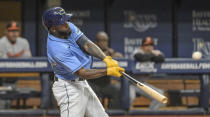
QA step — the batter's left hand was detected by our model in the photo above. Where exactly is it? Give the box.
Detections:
[103,56,119,68]
[107,67,125,77]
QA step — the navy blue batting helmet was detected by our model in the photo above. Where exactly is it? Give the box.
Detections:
[42,7,72,29]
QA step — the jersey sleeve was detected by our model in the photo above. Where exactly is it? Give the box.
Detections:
[54,51,84,74]
[69,22,83,42]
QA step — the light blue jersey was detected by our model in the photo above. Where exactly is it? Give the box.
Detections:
[47,22,92,80]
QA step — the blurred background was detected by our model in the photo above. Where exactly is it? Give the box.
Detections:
[0,0,210,117]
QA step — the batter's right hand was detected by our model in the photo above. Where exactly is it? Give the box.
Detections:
[107,67,125,78]
[103,56,119,68]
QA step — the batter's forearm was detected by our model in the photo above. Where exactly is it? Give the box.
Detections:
[84,69,107,79]
[84,40,106,60]
[75,68,107,79]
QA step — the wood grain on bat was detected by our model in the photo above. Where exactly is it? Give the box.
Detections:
[136,83,167,104]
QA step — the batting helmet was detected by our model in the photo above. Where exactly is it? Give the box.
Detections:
[42,7,72,29]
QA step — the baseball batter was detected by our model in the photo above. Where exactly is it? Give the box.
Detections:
[42,7,125,117]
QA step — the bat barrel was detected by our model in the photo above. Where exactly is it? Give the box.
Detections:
[162,98,168,104]
[122,72,168,104]
[136,83,168,104]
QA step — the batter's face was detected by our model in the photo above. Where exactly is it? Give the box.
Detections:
[51,22,71,39]
[141,45,154,53]
[6,30,19,44]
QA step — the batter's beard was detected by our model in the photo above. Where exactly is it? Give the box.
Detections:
[55,30,71,39]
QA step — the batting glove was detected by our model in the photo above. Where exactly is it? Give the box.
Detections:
[107,67,125,78]
[103,56,119,68]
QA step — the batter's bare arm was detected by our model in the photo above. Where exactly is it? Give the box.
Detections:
[76,34,123,72]
[76,35,106,60]
[75,67,124,79]
[75,67,107,79]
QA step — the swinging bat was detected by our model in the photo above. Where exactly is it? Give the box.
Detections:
[121,72,168,104]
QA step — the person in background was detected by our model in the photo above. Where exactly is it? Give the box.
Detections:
[0,21,32,58]
[0,21,32,109]
[88,31,123,109]
[96,31,123,58]
[131,37,165,110]
[133,37,164,63]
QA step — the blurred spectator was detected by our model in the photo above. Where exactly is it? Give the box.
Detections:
[133,37,164,63]
[131,37,165,110]
[0,21,32,109]
[88,31,122,109]
[96,32,123,58]
[0,21,31,58]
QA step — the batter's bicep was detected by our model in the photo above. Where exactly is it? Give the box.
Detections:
[76,35,89,51]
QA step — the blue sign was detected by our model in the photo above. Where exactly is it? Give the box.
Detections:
[132,59,210,74]
[62,0,104,41]
[0,58,52,72]
[110,0,173,58]
[178,0,210,58]
[0,58,210,74]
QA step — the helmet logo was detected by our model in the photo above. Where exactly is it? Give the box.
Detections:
[53,9,65,15]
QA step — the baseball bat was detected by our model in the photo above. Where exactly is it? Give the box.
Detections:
[121,72,168,104]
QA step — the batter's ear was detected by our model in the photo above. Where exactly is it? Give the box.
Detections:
[49,27,56,34]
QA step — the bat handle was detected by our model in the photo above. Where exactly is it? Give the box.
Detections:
[121,72,140,83]
[121,71,125,75]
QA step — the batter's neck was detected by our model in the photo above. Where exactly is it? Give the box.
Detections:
[52,33,68,39]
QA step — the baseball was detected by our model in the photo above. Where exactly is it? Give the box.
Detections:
[192,51,202,60]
